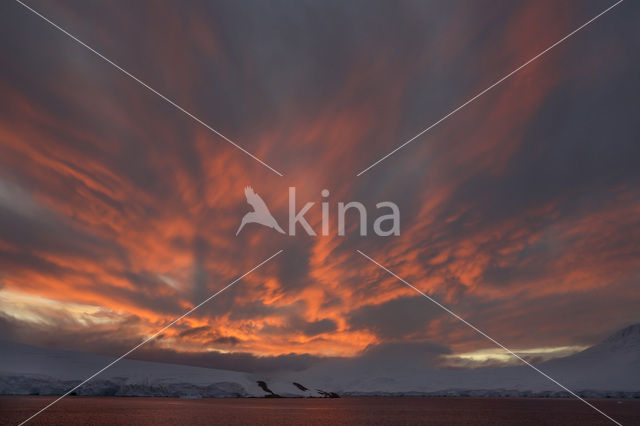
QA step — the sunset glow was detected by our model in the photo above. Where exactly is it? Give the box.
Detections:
[1,0,638,374]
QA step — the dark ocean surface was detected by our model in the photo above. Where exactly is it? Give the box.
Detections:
[1,396,638,425]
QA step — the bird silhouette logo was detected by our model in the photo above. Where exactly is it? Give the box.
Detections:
[236,186,285,236]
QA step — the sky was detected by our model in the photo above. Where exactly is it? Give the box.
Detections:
[0,0,639,373]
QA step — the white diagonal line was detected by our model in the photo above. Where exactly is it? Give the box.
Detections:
[14,0,284,177]
[356,0,624,176]
[356,249,622,426]
[19,249,283,426]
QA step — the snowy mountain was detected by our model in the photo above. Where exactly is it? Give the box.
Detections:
[0,340,327,398]
[529,323,640,394]
[1,324,639,398]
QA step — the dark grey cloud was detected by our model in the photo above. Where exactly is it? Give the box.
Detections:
[0,190,115,260]
[212,335,241,346]
[361,340,451,364]
[178,326,209,338]
[258,314,338,339]
[348,296,443,339]
[302,318,338,337]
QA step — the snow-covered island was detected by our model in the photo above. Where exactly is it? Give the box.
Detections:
[1,324,639,398]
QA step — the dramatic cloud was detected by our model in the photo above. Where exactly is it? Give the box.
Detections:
[0,0,638,373]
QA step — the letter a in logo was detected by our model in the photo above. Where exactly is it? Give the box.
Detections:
[236,186,285,235]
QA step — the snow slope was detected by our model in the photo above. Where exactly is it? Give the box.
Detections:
[0,340,258,397]
[1,324,639,397]
[294,324,640,396]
